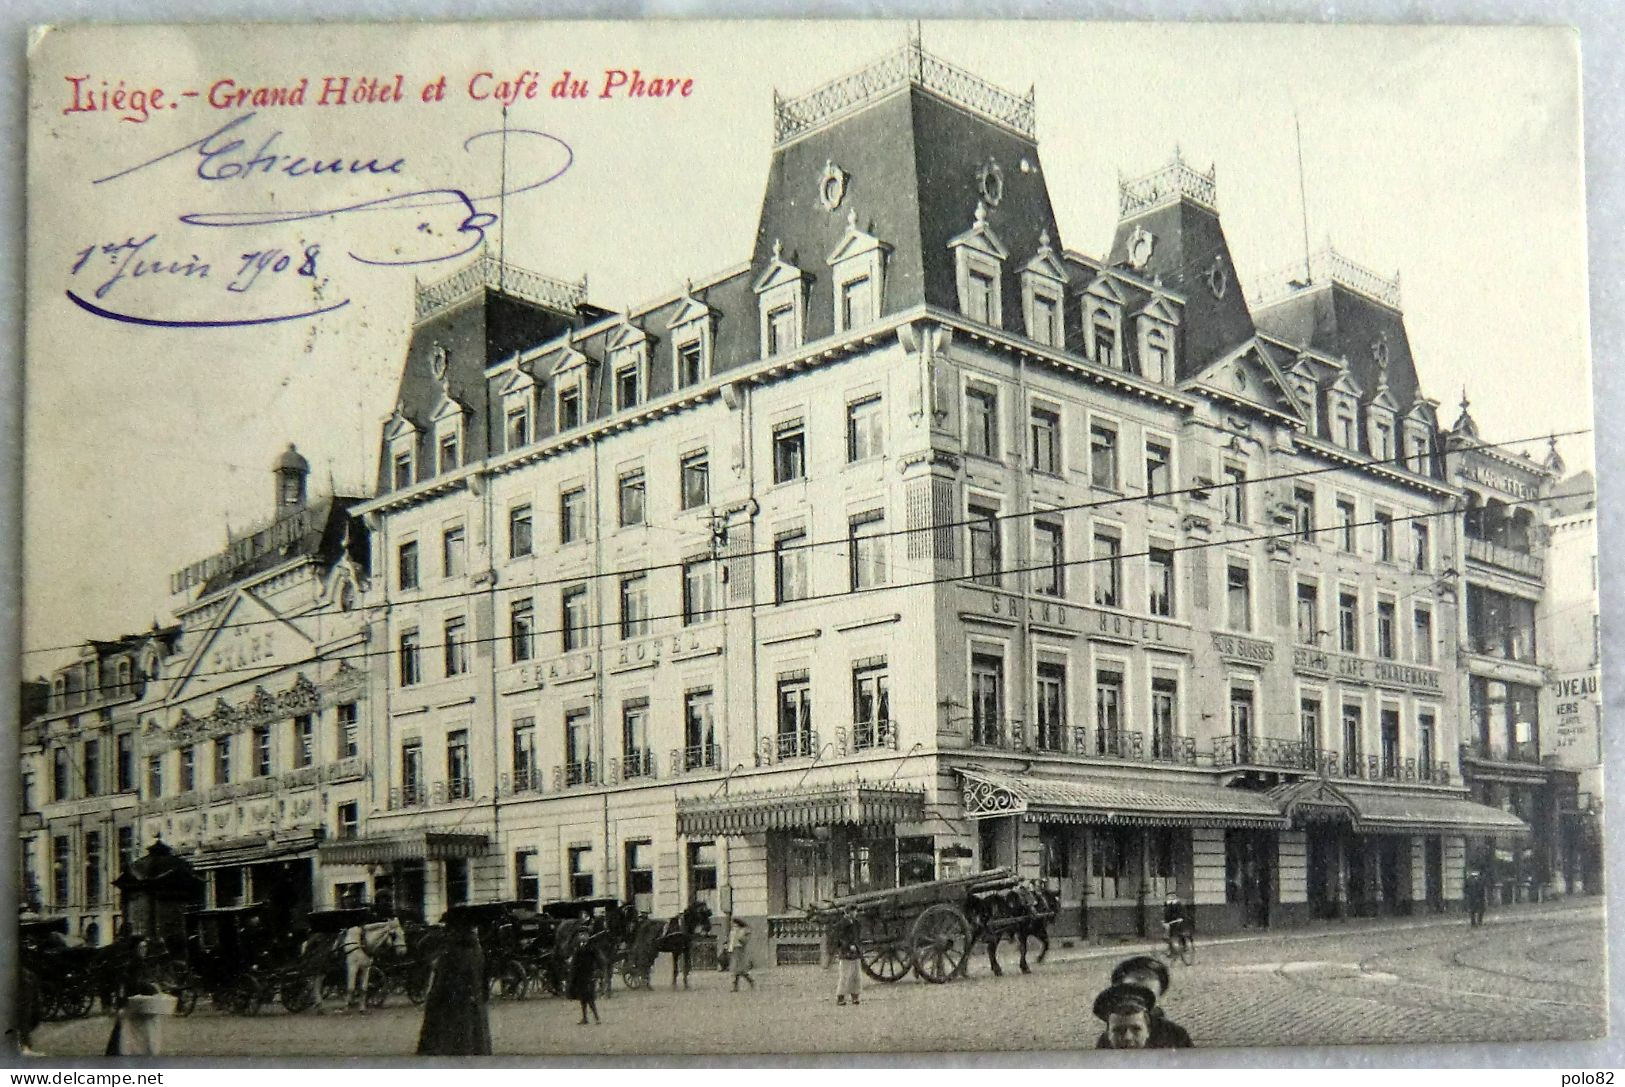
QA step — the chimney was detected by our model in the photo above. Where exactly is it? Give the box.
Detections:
[274,442,310,514]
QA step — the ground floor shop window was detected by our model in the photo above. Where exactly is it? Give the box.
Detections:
[335,882,366,910]
[687,841,718,911]
[515,850,539,903]
[625,839,655,914]
[898,836,935,885]
[213,867,244,908]
[1145,828,1177,898]
[444,858,469,906]
[568,846,594,898]
[1039,824,1072,880]
[1092,828,1128,900]
[786,837,834,908]
[849,837,898,895]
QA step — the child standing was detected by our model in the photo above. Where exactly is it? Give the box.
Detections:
[831,907,862,1006]
[728,916,756,991]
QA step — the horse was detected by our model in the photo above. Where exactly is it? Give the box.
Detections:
[315,918,407,1010]
[652,901,713,988]
[968,881,1059,977]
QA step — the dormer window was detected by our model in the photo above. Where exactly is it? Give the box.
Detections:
[392,450,413,489]
[1365,382,1400,464]
[1372,420,1393,461]
[607,320,650,409]
[1402,401,1437,477]
[1092,311,1117,368]
[950,203,1007,326]
[438,430,460,473]
[497,364,536,454]
[1020,229,1068,348]
[1325,373,1363,451]
[1292,378,1319,433]
[754,239,808,358]
[1135,295,1179,383]
[827,209,889,334]
[616,364,641,409]
[667,284,717,390]
[547,341,592,432]
[558,386,582,430]
[1143,331,1170,381]
[677,338,706,384]
[385,410,419,491]
[505,405,529,450]
[1081,275,1128,371]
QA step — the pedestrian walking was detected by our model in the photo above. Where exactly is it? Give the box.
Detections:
[1466,869,1489,927]
[18,965,42,1056]
[103,982,176,1056]
[1092,982,1159,1050]
[728,917,756,990]
[416,921,493,1055]
[830,907,862,1006]
[567,931,601,1025]
[1094,956,1192,1048]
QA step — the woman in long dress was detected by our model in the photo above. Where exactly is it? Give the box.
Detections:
[416,924,493,1055]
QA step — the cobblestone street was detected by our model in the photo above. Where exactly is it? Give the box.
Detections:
[30,902,1606,1058]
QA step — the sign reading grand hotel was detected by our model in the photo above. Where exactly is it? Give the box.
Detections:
[1291,645,1442,693]
[965,588,1190,651]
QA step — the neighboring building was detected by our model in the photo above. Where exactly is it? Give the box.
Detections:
[19,628,179,944]
[346,38,1523,951]
[1540,469,1603,894]
[133,445,374,924]
[1444,408,1572,903]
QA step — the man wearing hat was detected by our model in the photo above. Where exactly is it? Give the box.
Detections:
[1092,982,1158,1049]
[1093,955,1193,1048]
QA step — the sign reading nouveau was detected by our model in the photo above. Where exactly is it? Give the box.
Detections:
[1545,669,1601,768]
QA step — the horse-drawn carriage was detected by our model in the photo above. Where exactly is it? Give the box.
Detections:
[290,907,410,1011]
[180,903,303,1015]
[18,917,104,1021]
[805,867,1058,984]
[618,899,713,990]
[434,900,559,1001]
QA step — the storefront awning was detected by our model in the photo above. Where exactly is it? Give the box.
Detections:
[189,831,324,871]
[318,830,491,865]
[1341,787,1532,836]
[960,769,1287,829]
[676,781,926,837]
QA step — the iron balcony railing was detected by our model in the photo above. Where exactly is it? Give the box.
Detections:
[558,761,597,788]
[620,748,656,780]
[1462,738,1542,765]
[677,743,721,773]
[390,783,428,810]
[1150,733,1198,765]
[1465,535,1544,579]
[1094,726,1144,761]
[1213,734,1318,771]
[851,719,895,752]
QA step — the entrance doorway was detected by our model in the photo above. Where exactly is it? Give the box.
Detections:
[1424,836,1444,911]
[1225,830,1273,928]
[1376,837,1406,913]
[978,819,1004,871]
[1306,826,1342,919]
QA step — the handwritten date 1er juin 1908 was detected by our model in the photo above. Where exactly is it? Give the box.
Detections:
[70,234,320,300]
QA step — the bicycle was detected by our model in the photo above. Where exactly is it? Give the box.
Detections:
[1163,919,1195,966]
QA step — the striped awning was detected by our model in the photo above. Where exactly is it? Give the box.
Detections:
[189,832,324,871]
[317,830,491,865]
[959,769,1287,829]
[676,781,925,837]
[1341,787,1532,836]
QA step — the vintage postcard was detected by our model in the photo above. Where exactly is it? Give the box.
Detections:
[16,20,1603,1057]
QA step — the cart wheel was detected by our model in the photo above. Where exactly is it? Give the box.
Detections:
[59,985,95,1020]
[364,965,390,1008]
[406,962,432,1006]
[619,961,648,990]
[489,959,527,1000]
[910,903,972,984]
[230,975,264,1016]
[279,975,315,1014]
[860,941,912,984]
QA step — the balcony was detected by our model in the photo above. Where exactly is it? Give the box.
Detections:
[1461,738,1542,765]
[1213,734,1318,772]
[677,744,721,773]
[390,783,428,810]
[618,748,657,781]
[850,719,896,753]
[558,762,597,789]
[1092,726,1145,761]
[501,765,543,797]
[1465,536,1544,579]
[759,731,819,765]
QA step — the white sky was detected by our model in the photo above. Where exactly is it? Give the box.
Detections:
[22,20,1590,671]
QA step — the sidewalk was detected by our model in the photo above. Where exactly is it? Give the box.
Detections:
[1035,894,1605,969]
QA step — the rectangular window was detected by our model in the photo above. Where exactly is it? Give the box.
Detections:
[852,662,891,751]
[968,505,1002,588]
[965,268,996,323]
[624,840,656,914]
[117,826,134,867]
[445,859,470,906]
[565,709,594,785]
[677,340,704,387]
[337,703,358,759]
[399,628,421,686]
[446,729,471,798]
[618,469,646,527]
[772,421,806,483]
[1294,487,1315,541]
[393,451,413,490]
[508,505,533,558]
[505,405,529,451]
[1092,319,1117,367]
[83,831,102,906]
[615,365,640,411]
[557,387,582,430]
[179,745,195,792]
[1035,661,1067,752]
[559,487,586,544]
[561,586,589,651]
[621,700,651,778]
[438,431,460,475]
[1090,423,1118,489]
[766,306,796,356]
[511,717,537,792]
[1145,342,1170,382]
[1092,827,1125,900]
[1222,464,1247,523]
[115,733,134,793]
[1414,606,1434,665]
[52,747,69,801]
[1419,712,1436,771]
[1412,523,1431,570]
[82,739,101,795]
[846,396,884,462]
[1030,294,1059,346]
[1380,708,1401,776]
[1148,546,1175,618]
[688,841,720,912]
[1229,684,1255,741]
[337,801,359,839]
[683,558,715,625]
[1297,581,1320,645]
[442,526,466,579]
[397,541,419,590]
[776,675,813,759]
[849,510,888,590]
[1342,704,1363,773]
[1152,675,1179,759]
[680,451,710,510]
[619,575,649,639]
[1226,563,1251,632]
[1029,407,1060,474]
[1145,441,1171,499]
[443,616,469,676]
[1095,667,1124,749]
[1033,520,1065,597]
[775,529,810,603]
[1376,600,1396,660]
[970,652,1004,747]
[291,714,314,769]
[1301,697,1322,758]
[684,689,716,769]
[1337,498,1357,552]
[1376,510,1395,562]
[52,835,71,907]
[146,754,163,798]
[510,599,535,662]
[965,384,999,459]
[1093,531,1122,608]
[214,736,232,786]
[840,275,874,330]
[1338,591,1359,653]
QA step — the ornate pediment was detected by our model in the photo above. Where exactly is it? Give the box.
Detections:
[752,239,810,294]
[1020,229,1069,285]
[826,208,890,266]
[947,202,1009,261]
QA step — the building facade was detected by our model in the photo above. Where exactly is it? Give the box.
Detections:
[339,40,1525,954]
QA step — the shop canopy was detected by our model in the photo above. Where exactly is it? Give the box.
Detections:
[317,830,491,866]
[676,781,926,837]
[189,831,325,871]
[959,769,1287,829]
[1270,778,1532,836]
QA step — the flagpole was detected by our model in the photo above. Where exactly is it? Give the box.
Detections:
[499,103,510,290]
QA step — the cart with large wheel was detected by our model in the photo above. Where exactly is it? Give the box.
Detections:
[806,867,1043,985]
